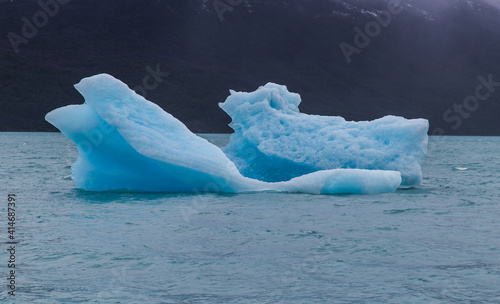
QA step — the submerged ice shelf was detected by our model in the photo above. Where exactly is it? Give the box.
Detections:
[44,74,428,194]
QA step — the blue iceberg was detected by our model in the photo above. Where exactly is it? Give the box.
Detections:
[220,83,429,186]
[45,74,403,194]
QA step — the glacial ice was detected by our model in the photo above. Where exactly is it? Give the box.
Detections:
[45,74,401,194]
[220,83,429,186]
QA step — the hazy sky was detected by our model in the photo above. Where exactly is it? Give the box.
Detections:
[488,0,500,9]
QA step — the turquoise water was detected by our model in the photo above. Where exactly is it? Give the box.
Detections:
[1,133,499,303]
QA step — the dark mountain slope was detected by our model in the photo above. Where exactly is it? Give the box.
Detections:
[1,0,500,134]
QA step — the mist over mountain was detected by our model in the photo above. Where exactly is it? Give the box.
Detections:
[1,0,500,135]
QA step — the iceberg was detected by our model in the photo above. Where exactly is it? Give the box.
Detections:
[220,83,429,186]
[45,74,401,194]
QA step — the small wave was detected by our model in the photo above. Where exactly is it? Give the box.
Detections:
[383,208,425,215]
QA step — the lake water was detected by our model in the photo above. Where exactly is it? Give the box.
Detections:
[1,133,499,303]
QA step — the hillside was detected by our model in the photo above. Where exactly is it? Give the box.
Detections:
[1,0,500,135]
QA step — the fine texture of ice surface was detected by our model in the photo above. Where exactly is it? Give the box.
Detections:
[220,83,429,186]
[45,74,401,194]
